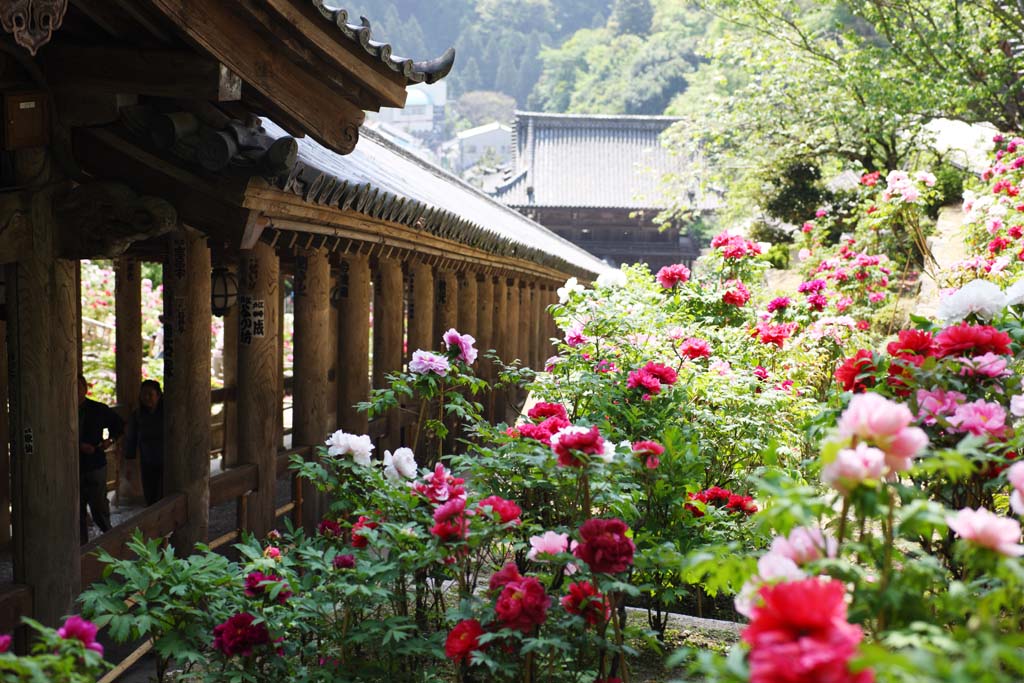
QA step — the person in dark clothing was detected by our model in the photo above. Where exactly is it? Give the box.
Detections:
[125,380,164,506]
[78,374,124,543]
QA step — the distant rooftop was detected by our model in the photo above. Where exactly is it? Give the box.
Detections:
[457,121,512,139]
[491,111,687,209]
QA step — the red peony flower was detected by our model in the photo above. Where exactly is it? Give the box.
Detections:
[317,518,343,538]
[754,321,798,348]
[244,572,292,604]
[431,498,471,542]
[886,329,936,360]
[561,581,611,627]
[552,425,608,467]
[627,369,663,396]
[725,494,758,515]
[445,619,485,664]
[212,612,272,657]
[656,263,691,289]
[834,350,876,393]
[574,518,635,574]
[743,578,873,683]
[861,171,880,186]
[518,416,571,446]
[722,280,751,306]
[494,576,551,632]
[680,337,712,359]
[632,440,664,469]
[642,362,678,385]
[332,554,355,570]
[935,323,1013,358]
[528,402,568,422]
[0,635,9,653]
[477,496,522,525]
[489,562,523,593]
[350,515,378,548]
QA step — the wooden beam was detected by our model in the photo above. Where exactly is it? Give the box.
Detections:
[237,241,280,536]
[141,0,366,154]
[337,253,369,435]
[0,584,32,636]
[208,463,258,507]
[42,45,241,101]
[292,246,329,530]
[163,227,212,554]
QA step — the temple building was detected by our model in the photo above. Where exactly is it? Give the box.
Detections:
[490,112,702,269]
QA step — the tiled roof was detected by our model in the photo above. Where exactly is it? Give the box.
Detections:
[492,112,687,209]
[262,120,611,279]
[313,2,455,84]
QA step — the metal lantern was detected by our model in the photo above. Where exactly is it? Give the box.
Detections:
[210,267,238,316]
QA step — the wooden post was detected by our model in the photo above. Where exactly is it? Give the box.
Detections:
[277,270,285,449]
[546,286,559,359]
[532,284,545,370]
[458,271,478,339]
[237,241,280,537]
[517,281,530,370]
[436,269,459,335]
[114,257,143,501]
[507,278,521,365]
[7,149,80,625]
[292,247,330,530]
[374,257,403,449]
[221,269,239,467]
[0,315,10,545]
[408,259,434,357]
[338,253,370,435]
[163,227,211,553]
[491,277,508,422]
[475,274,494,418]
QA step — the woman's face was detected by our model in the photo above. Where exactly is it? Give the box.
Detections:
[140,386,160,411]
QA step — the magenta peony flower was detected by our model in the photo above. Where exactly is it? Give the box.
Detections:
[947,507,1024,556]
[409,349,450,376]
[58,615,104,655]
[656,263,691,288]
[679,337,712,359]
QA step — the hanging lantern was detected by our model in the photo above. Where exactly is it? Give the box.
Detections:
[211,267,238,316]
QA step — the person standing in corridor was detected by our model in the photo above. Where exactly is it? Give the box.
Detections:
[125,380,165,506]
[78,374,124,543]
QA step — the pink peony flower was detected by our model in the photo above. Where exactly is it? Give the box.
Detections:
[679,337,712,359]
[409,349,450,376]
[564,321,588,348]
[722,280,751,306]
[527,531,571,561]
[836,393,928,470]
[956,352,1009,378]
[1007,462,1024,515]
[442,328,478,364]
[946,507,1024,556]
[734,554,805,618]
[822,443,887,494]
[947,399,1008,439]
[769,527,838,565]
[916,388,966,426]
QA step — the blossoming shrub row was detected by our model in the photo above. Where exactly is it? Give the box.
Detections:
[0,616,106,682]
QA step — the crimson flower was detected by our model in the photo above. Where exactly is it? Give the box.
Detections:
[212,612,271,657]
[445,619,484,664]
[489,562,523,593]
[495,576,551,632]
[528,402,568,422]
[574,518,635,574]
[935,323,1012,358]
[244,571,292,604]
[351,515,378,548]
[834,350,876,393]
[561,581,611,626]
[476,495,522,525]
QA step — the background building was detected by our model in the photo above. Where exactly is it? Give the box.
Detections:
[490,112,701,269]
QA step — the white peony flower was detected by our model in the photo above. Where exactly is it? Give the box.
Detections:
[325,429,374,466]
[556,277,584,303]
[937,279,1007,323]
[1010,395,1024,418]
[596,268,627,288]
[347,434,374,466]
[325,429,351,457]
[1005,278,1024,307]
[383,447,418,482]
[596,440,616,464]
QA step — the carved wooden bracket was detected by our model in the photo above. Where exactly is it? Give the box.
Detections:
[55,182,177,258]
[0,0,67,56]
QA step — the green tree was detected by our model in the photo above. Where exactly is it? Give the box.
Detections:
[609,0,654,35]
[454,90,517,127]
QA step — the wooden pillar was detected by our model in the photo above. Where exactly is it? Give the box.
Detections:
[114,257,143,500]
[7,149,79,625]
[163,227,211,553]
[475,274,494,418]
[277,271,285,449]
[458,270,478,339]
[221,270,239,467]
[436,269,459,336]
[374,257,403,449]
[507,278,521,365]
[338,253,370,434]
[517,281,530,369]
[491,277,509,421]
[292,247,330,529]
[408,259,434,357]
[238,241,280,537]
[532,284,545,370]
[0,314,10,544]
